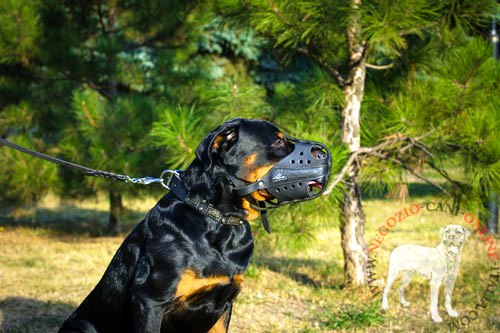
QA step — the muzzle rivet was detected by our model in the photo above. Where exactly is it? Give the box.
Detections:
[258,181,264,187]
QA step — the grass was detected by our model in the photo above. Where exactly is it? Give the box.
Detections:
[0,193,499,332]
[320,303,384,330]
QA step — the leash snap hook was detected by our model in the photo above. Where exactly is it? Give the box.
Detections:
[160,170,181,190]
[126,176,163,185]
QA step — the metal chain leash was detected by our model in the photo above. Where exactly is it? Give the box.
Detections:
[0,137,174,189]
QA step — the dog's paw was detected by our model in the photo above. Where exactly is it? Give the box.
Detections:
[447,309,459,317]
[381,299,389,311]
[431,314,443,323]
[400,298,411,307]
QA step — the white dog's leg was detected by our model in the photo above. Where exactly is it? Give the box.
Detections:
[444,279,459,317]
[398,271,413,307]
[382,265,399,310]
[429,278,443,323]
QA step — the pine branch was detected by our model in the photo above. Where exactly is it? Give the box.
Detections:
[81,101,98,128]
[296,47,345,87]
[122,5,196,52]
[123,33,170,52]
[364,149,450,196]
[323,130,458,197]
[426,160,465,190]
[365,63,394,70]
[261,0,347,87]
[322,146,372,195]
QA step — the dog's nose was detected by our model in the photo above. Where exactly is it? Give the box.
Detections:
[311,146,328,160]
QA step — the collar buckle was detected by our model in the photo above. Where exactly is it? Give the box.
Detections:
[160,170,182,190]
[222,215,245,225]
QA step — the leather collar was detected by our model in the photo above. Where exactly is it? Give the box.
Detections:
[166,171,246,226]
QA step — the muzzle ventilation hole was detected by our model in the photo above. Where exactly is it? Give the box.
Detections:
[275,183,300,193]
[290,159,311,164]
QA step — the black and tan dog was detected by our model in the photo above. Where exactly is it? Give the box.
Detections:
[60,118,330,332]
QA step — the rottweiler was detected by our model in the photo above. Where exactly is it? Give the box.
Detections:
[60,118,329,332]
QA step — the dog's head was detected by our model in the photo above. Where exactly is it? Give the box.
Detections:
[183,118,330,221]
[439,224,470,255]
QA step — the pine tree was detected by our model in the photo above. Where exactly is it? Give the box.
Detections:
[216,0,497,287]
[0,0,60,207]
[385,34,500,216]
[0,1,206,232]
[0,0,281,232]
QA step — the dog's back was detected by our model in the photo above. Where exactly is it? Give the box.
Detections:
[389,244,446,279]
[60,218,149,332]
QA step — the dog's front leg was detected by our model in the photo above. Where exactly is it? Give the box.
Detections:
[131,294,164,333]
[444,277,459,317]
[429,278,443,323]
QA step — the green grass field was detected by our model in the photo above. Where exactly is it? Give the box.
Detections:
[0,193,498,332]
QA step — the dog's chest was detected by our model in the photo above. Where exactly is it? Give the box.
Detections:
[195,221,254,270]
[160,226,252,332]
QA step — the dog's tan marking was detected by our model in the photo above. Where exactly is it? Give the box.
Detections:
[244,153,257,166]
[211,134,224,152]
[242,198,260,220]
[233,274,244,286]
[245,164,274,182]
[176,269,230,302]
[241,153,278,219]
[208,311,228,333]
[241,160,276,217]
[250,190,273,201]
[175,270,245,303]
[277,132,284,139]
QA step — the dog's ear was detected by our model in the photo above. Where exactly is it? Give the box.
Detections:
[462,226,471,241]
[195,118,242,171]
[439,226,447,239]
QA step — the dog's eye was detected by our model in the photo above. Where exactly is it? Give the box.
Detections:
[272,138,285,148]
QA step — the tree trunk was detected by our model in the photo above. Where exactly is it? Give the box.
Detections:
[482,193,499,235]
[108,189,124,234]
[340,169,367,287]
[106,1,121,234]
[339,0,368,287]
[340,75,368,287]
[487,194,499,234]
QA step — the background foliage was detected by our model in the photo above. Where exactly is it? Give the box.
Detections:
[0,0,498,240]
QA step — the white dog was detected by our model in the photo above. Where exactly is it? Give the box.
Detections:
[381,224,470,323]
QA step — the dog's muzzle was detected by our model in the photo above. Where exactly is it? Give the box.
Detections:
[231,137,332,206]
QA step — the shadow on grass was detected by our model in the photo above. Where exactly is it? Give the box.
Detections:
[253,255,344,289]
[0,205,146,237]
[0,297,74,333]
[0,182,443,237]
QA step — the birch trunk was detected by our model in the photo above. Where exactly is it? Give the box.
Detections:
[340,0,368,287]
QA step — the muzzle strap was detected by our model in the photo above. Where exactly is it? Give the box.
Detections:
[234,180,267,197]
[253,199,271,234]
